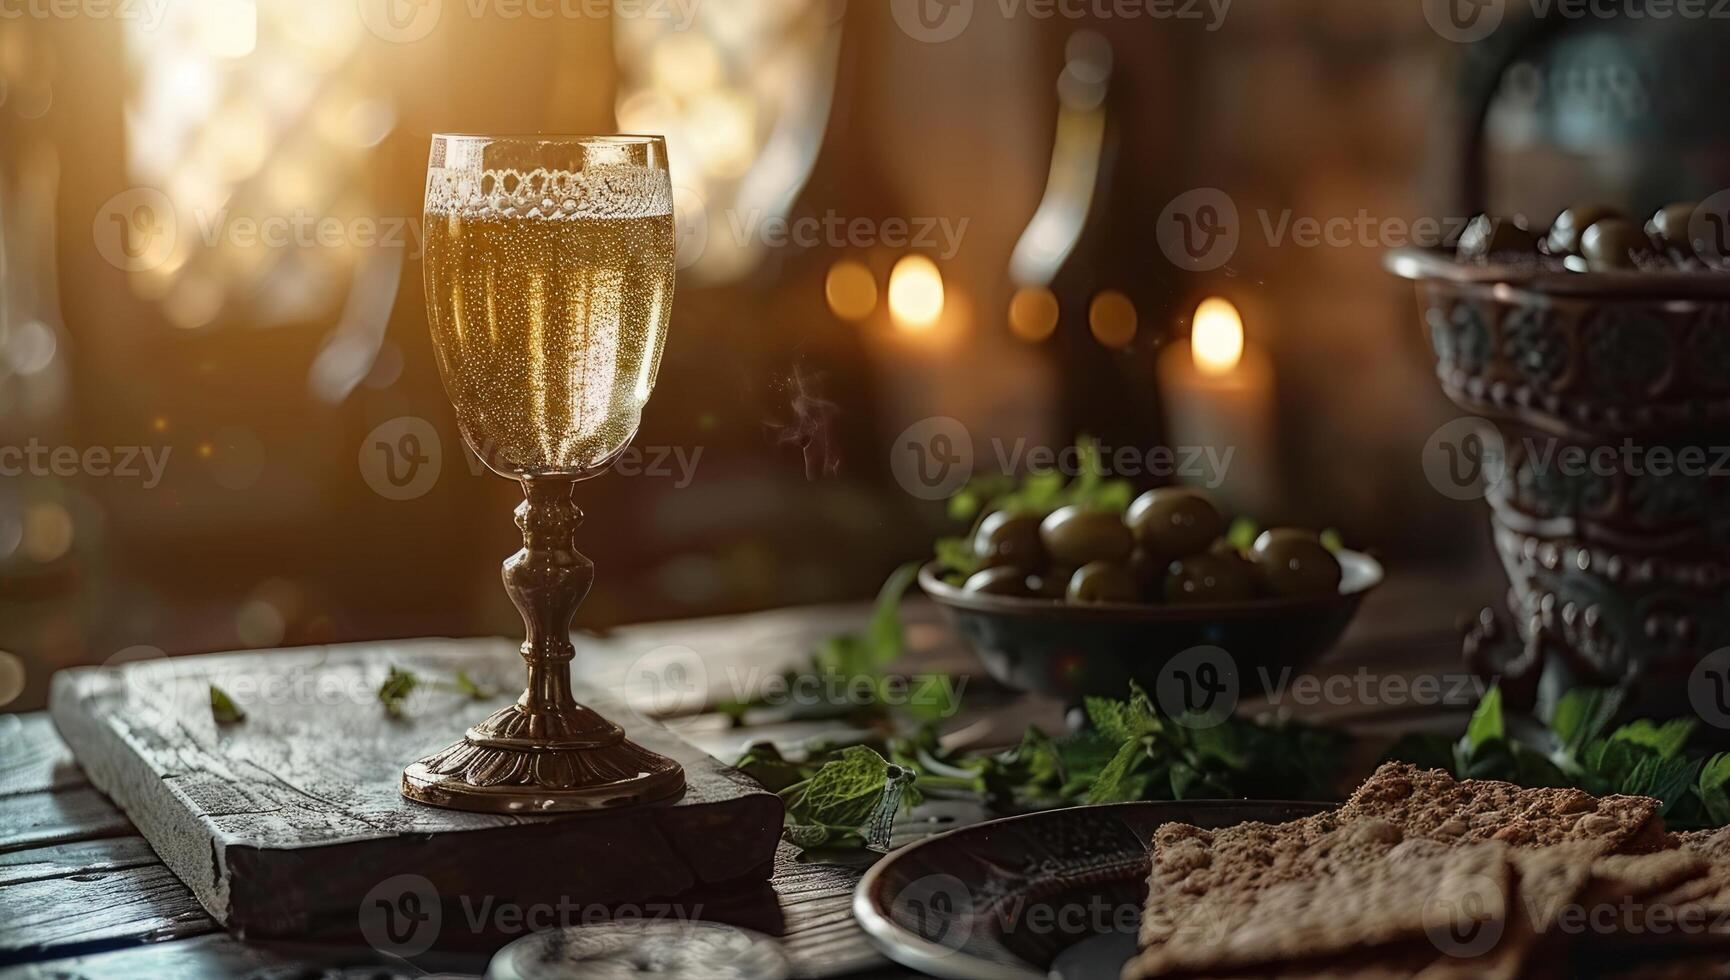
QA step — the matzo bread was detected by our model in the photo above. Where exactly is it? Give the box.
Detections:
[1123,840,1512,979]
[1342,763,1661,851]
[1136,811,1344,950]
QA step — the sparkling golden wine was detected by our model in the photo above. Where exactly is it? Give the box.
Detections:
[423,167,675,476]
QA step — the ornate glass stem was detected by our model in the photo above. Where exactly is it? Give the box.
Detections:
[400,480,685,812]
[510,479,590,723]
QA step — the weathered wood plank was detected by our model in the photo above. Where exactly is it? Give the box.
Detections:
[0,836,159,887]
[49,639,783,940]
[0,932,472,980]
[0,714,84,797]
[0,863,215,963]
[0,788,131,855]
[774,846,887,978]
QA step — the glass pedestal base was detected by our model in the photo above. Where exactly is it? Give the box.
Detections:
[402,701,685,813]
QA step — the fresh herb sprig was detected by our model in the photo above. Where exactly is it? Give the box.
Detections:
[736,741,917,857]
[738,681,1348,859]
[377,665,494,718]
[717,563,957,725]
[210,684,246,725]
[1077,682,1348,803]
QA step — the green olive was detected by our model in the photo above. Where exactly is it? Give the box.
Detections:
[972,511,1046,570]
[1580,218,1647,271]
[963,566,1036,597]
[1546,204,1621,257]
[1456,214,1538,263]
[1126,488,1225,561]
[1250,528,1343,598]
[1647,202,1697,251]
[1039,505,1134,566]
[1067,561,1139,604]
[1164,552,1260,604]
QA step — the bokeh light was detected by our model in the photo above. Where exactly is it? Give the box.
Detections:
[1008,285,1059,342]
[1088,289,1137,349]
[824,260,878,321]
[1192,297,1245,376]
[888,255,945,331]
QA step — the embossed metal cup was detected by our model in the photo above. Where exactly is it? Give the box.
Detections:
[1389,249,1730,718]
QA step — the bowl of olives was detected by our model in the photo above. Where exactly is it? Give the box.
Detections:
[921,488,1383,704]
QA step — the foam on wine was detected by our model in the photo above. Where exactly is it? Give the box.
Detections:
[425,166,673,221]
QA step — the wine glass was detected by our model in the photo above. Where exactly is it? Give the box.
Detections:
[401,134,684,812]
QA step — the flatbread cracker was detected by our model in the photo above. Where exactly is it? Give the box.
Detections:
[1124,841,1512,979]
[1342,763,1661,852]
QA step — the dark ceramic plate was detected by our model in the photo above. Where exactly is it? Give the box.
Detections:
[853,800,1334,980]
[920,552,1382,704]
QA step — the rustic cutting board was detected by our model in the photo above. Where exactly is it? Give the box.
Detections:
[47,639,783,942]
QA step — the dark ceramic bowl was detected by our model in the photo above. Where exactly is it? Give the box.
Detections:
[1388,248,1730,719]
[919,554,1382,706]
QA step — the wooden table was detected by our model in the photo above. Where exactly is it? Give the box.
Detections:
[0,574,1482,979]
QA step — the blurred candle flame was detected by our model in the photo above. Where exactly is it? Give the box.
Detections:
[1192,297,1244,376]
[888,255,944,331]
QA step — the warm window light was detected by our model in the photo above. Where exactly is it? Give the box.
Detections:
[888,255,944,331]
[1192,297,1244,376]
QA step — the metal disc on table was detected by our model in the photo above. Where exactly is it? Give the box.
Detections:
[486,920,790,980]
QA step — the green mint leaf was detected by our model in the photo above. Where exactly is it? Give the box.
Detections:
[1086,696,1139,743]
[1464,685,1505,751]
[1548,687,1623,755]
[934,536,982,579]
[947,490,984,523]
[1698,753,1730,826]
[1609,718,1696,760]
[814,634,866,679]
[209,684,245,725]
[378,666,418,718]
[792,745,892,830]
[864,562,921,669]
[902,673,960,722]
[1225,517,1260,553]
[1086,737,1152,804]
[452,669,492,700]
